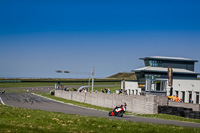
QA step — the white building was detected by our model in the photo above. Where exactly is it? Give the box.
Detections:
[121,56,200,104]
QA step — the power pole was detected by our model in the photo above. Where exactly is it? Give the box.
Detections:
[123,78,125,94]
[56,67,95,92]
[91,66,95,92]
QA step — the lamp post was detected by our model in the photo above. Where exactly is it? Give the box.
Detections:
[56,67,95,92]
[91,66,95,92]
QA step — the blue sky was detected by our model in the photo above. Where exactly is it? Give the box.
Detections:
[0,0,200,78]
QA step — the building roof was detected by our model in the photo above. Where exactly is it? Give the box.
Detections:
[139,56,198,62]
[133,66,200,75]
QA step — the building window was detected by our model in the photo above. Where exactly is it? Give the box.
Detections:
[196,92,199,104]
[145,60,162,67]
[155,81,161,91]
[149,60,158,67]
[145,74,161,80]
[189,91,192,103]
[175,91,179,97]
[137,72,145,84]
[182,91,185,102]
[145,60,150,66]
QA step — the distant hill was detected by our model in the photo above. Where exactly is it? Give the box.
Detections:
[107,72,137,80]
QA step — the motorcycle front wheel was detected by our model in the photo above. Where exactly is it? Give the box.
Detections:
[108,111,112,116]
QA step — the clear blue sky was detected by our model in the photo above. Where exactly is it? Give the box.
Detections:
[0,0,200,78]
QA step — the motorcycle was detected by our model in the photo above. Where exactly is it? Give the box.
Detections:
[108,103,127,117]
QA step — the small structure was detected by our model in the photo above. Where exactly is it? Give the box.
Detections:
[145,79,167,96]
[55,82,64,90]
[77,86,89,92]
[120,80,141,95]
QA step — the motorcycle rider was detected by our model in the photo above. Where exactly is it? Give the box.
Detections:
[123,103,127,112]
[113,103,127,116]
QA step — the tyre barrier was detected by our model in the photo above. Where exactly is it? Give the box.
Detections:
[158,106,200,119]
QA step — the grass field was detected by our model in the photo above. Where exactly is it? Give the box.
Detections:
[1,80,200,131]
[0,81,120,88]
[0,81,121,94]
[0,104,200,133]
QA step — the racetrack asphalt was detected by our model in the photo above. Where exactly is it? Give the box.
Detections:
[1,93,200,128]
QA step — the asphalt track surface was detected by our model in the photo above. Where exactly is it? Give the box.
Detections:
[1,93,200,128]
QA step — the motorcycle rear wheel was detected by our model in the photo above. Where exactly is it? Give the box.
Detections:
[117,112,123,117]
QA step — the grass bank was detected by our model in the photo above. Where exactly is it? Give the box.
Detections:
[0,104,199,133]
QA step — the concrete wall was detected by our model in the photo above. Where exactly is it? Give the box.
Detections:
[55,90,169,114]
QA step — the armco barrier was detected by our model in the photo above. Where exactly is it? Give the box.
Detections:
[55,90,168,114]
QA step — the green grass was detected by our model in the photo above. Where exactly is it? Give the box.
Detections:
[129,113,200,123]
[38,93,200,124]
[0,82,120,88]
[0,82,121,94]
[107,72,137,80]
[0,104,200,133]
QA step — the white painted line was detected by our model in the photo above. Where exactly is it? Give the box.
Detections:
[0,97,5,105]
